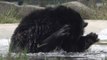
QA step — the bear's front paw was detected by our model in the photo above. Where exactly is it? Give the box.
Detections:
[86,32,99,42]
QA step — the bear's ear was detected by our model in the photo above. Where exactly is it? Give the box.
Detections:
[84,22,88,28]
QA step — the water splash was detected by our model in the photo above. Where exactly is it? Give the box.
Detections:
[98,28,107,40]
[0,28,107,59]
[0,39,10,55]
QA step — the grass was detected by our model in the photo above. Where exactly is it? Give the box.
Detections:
[91,6,107,20]
[0,1,107,23]
[87,0,107,20]
[0,15,20,23]
[0,7,20,23]
[0,53,28,60]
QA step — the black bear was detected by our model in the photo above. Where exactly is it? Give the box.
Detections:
[9,6,99,53]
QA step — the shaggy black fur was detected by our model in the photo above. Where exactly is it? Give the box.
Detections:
[9,6,99,53]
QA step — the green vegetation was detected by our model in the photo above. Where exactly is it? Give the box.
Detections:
[0,53,28,60]
[0,0,107,23]
[91,4,107,19]
[0,15,20,23]
[0,7,20,23]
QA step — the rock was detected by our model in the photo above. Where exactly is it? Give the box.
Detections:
[0,1,44,18]
[62,1,95,19]
[17,5,44,18]
[0,1,18,15]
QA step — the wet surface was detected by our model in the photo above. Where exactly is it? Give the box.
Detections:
[6,51,107,60]
[0,24,18,39]
[0,20,107,60]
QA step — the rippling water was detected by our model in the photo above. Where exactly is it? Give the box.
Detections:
[0,29,107,60]
[0,38,107,60]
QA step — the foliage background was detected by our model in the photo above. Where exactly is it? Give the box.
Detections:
[0,0,107,23]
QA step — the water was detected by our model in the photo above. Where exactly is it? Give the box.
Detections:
[0,39,10,54]
[0,28,107,60]
[98,28,107,40]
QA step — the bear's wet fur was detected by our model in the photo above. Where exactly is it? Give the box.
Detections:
[9,6,99,53]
